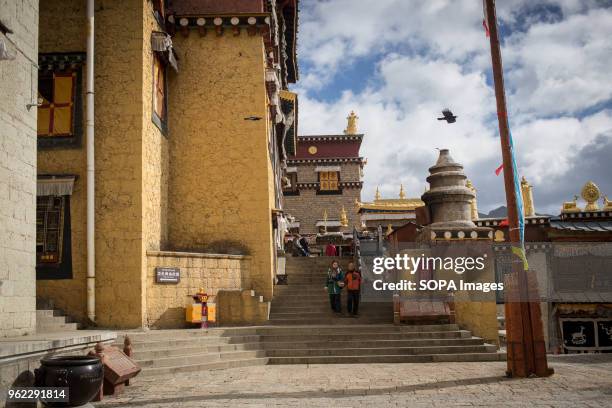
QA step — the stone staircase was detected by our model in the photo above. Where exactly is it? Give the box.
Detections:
[117,256,503,376]
[270,256,393,325]
[115,329,268,377]
[36,309,80,332]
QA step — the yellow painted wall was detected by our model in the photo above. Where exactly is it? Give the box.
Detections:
[167,32,276,300]
[37,0,88,321]
[37,0,168,328]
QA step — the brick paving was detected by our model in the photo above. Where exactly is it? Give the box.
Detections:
[95,354,612,407]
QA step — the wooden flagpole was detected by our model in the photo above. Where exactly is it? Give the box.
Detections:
[484,0,552,378]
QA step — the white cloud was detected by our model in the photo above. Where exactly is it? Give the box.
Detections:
[295,0,612,213]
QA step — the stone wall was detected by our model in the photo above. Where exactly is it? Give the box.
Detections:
[0,0,38,337]
[167,32,276,300]
[146,251,250,328]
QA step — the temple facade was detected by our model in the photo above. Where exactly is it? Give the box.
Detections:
[357,185,424,234]
[282,112,365,236]
[31,0,299,329]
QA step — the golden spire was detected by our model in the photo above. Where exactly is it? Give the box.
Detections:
[520,176,535,217]
[344,111,359,135]
[399,184,406,200]
[340,206,348,227]
[603,196,612,211]
[375,187,381,201]
[466,179,478,220]
[323,209,328,233]
[581,181,601,211]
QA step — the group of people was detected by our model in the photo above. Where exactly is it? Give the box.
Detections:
[325,260,361,316]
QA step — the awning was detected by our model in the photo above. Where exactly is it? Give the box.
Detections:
[37,175,76,196]
[151,32,178,72]
[285,167,297,173]
[316,220,342,227]
[315,165,340,172]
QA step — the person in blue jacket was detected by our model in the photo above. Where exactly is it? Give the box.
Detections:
[325,260,344,313]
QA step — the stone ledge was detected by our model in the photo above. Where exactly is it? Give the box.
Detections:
[0,330,116,361]
[147,250,251,260]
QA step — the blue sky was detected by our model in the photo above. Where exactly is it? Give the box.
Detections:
[291,0,612,215]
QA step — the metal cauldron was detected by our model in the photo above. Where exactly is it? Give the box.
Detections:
[35,355,103,407]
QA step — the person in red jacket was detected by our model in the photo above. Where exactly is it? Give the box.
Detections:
[325,242,337,257]
[344,262,361,317]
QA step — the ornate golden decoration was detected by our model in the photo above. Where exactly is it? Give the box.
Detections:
[340,206,349,227]
[385,224,393,236]
[520,176,535,217]
[581,181,600,211]
[375,187,381,201]
[399,184,406,200]
[466,179,478,220]
[308,146,318,155]
[344,111,359,135]
[604,196,612,211]
[561,195,581,213]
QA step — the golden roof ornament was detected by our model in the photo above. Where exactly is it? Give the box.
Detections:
[520,176,535,217]
[603,196,612,211]
[385,224,393,236]
[340,206,349,227]
[399,184,406,200]
[344,111,359,135]
[375,186,381,201]
[581,181,600,211]
[561,195,581,214]
[466,179,478,220]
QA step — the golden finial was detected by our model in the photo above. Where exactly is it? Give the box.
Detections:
[399,184,406,200]
[344,111,359,135]
[385,224,393,236]
[323,209,328,233]
[375,187,381,201]
[581,181,601,211]
[520,176,535,217]
[340,206,348,227]
[466,179,478,220]
[603,196,612,211]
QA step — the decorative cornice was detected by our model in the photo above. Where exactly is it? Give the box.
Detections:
[298,134,363,142]
[295,181,363,190]
[475,216,550,227]
[287,157,364,164]
[168,14,271,37]
[39,52,86,71]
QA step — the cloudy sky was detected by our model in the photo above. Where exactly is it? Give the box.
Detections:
[290,0,612,215]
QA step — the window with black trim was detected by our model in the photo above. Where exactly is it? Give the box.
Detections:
[152,54,168,133]
[318,171,341,195]
[36,195,73,280]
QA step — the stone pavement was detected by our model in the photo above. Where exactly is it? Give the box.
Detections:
[95,354,612,407]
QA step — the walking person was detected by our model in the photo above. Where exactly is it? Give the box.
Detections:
[344,262,361,317]
[325,260,344,314]
[325,242,337,257]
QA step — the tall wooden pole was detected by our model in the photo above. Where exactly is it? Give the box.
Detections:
[484,0,552,378]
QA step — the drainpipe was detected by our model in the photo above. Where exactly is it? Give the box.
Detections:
[86,0,96,323]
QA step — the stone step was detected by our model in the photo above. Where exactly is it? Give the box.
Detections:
[267,317,393,325]
[130,342,263,359]
[136,350,267,368]
[36,309,64,318]
[259,331,471,342]
[116,334,260,349]
[270,306,392,314]
[139,357,269,377]
[36,322,79,332]
[261,337,486,350]
[266,344,496,357]
[117,329,257,341]
[267,352,505,365]
[252,324,460,335]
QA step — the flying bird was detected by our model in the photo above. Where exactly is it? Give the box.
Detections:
[437,109,457,123]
